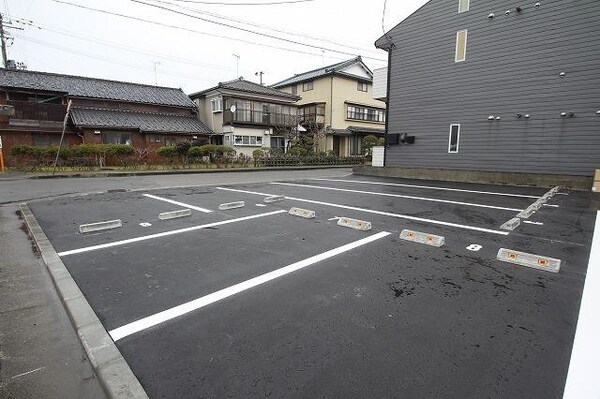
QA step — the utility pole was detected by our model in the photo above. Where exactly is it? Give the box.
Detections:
[255,71,264,85]
[0,14,8,68]
[232,53,240,78]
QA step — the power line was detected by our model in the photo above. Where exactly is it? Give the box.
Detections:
[19,18,242,73]
[166,0,314,4]
[52,1,378,63]
[148,0,384,57]
[18,35,217,84]
[127,0,387,62]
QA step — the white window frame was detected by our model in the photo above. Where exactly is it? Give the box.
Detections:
[455,30,468,62]
[302,81,314,91]
[448,124,461,153]
[211,98,223,113]
[458,0,470,13]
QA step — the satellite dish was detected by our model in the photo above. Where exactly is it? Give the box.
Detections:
[230,105,237,113]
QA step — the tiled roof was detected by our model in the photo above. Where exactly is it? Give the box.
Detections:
[190,77,299,100]
[271,57,372,88]
[70,108,213,135]
[0,68,196,108]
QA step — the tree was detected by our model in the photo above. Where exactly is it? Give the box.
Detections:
[362,135,380,157]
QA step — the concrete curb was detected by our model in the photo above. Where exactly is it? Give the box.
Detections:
[19,203,148,399]
[26,165,355,180]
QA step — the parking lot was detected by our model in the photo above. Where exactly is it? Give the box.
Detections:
[27,176,597,398]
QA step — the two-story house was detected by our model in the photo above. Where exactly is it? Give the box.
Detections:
[189,78,300,157]
[272,56,386,157]
[375,0,600,184]
[0,68,212,161]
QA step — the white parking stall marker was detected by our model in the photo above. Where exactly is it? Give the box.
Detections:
[337,217,372,231]
[79,220,122,234]
[400,229,445,247]
[159,209,192,220]
[310,178,541,199]
[288,207,316,219]
[109,231,392,342]
[543,204,560,208]
[143,194,212,213]
[216,187,510,236]
[496,248,561,273]
[255,204,267,207]
[272,182,523,212]
[264,195,285,203]
[58,210,287,257]
[563,211,600,399]
[218,201,245,211]
[500,217,521,231]
[466,244,482,252]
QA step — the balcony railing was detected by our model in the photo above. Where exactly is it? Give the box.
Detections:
[8,100,67,122]
[299,113,326,126]
[223,109,298,127]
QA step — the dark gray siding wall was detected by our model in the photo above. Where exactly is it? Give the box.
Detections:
[383,0,600,176]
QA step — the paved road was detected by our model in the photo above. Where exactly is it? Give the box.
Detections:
[0,168,353,204]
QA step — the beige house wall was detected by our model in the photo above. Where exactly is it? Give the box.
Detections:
[280,75,385,155]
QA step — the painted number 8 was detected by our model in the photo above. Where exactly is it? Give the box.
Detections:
[466,244,483,252]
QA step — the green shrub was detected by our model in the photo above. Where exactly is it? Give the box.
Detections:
[377,137,385,146]
[252,149,265,159]
[188,145,236,159]
[156,146,179,158]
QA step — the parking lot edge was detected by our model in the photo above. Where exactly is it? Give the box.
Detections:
[18,203,149,399]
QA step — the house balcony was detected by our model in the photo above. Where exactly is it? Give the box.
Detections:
[299,113,326,128]
[223,109,298,127]
[8,100,67,121]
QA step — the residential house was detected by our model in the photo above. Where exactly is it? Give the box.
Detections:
[272,56,386,157]
[375,0,600,180]
[189,78,300,157]
[0,68,212,162]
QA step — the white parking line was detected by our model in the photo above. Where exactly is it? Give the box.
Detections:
[109,231,392,342]
[143,193,212,213]
[522,221,544,226]
[311,178,541,199]
[216,187,509,236]
[57,210,287,257]
[563,211,600,399]
[272,182,523,212]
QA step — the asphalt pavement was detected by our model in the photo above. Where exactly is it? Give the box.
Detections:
[19,174,600,398]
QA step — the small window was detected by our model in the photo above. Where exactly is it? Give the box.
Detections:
[211,98,222,112]
[102,131,132,145]
[455,30,468,62]
[165,137,177,146]
[458,0,470,13]
[291,85,297,95]
[302,81,314,91]
[357,82,368,92]
[448,124,460,153]
[148,135,162,143]
[32,134,61,146]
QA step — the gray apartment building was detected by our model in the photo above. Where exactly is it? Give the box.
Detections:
[375,0,600,182]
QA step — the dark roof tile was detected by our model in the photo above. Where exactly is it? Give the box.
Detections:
[0,69,196,108]
[190,77,299,100]
[70,107,213,135]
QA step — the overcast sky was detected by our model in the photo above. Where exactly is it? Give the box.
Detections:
[2,0,427,93]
